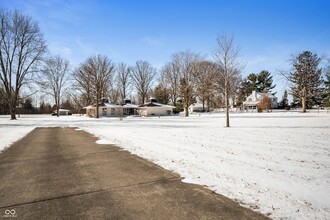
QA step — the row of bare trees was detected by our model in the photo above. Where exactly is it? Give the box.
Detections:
[71,58,158,117]
[0,8,243,127]
[159,35,243,126]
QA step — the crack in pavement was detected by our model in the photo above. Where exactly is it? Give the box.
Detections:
[0,176,182,209]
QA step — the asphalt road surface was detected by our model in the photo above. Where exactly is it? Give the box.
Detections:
[0,127,269,219]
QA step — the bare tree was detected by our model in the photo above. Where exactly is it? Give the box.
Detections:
[213,34,243,127]
[73,67,93,107]
[161,61,181,107]
[194,61,217,112]
[0,9,47,119]
[37,56,70,117]
[173,50,203,117]
[74,54,115,118]
[130,60,157,104]
[116,62,131,103]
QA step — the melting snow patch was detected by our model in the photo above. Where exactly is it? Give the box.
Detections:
[95,139,112,145]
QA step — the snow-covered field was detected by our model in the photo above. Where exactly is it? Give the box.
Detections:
[1,111,329,219]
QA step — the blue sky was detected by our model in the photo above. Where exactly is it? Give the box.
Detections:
[2,0,330,97]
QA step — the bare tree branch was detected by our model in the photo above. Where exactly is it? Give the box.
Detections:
[37,55,70,117]
[0,9,47,119]
[116,62,131,103]
[213,34,243,127]
[73,54,115,118]
[130,60,157,104]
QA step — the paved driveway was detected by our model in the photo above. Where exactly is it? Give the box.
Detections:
[0,127,269,219]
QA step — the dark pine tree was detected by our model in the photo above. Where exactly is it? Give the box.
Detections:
[247,73,258,92]
[279,90,289,109]
[322,62,330,107]
[257,70,276,94]
[153,84,170,104]
[289,51,323,112]
[237,71,276,106]
[237,79,251,106]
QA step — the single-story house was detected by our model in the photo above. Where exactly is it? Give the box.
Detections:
[189,103,208,113]
[85,98,175,117]
[85,102,123,117]
[52,109,72,116]
[243,91,278,109]
[137,98,175,116]
[122,99,139,116]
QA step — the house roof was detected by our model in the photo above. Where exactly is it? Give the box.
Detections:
[103,102,122,108]
[255,92,276,99]
[58,109,70,112]
[243,101,260,106]
[84,102,123,108]
[189,103,205,108]
[139,102,175,108]
[123,103,139,108]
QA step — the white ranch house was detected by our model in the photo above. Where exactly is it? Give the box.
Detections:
[84,98,175,117]
[189,103,208,113]
[52,109,72,116]
[137,98,175,116]
[85,102,123,117]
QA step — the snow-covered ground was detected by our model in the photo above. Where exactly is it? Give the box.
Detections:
[1,111,329,219]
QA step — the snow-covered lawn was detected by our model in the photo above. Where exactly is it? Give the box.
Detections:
[1,111,329,219]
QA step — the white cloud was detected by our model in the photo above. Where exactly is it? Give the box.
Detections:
[75,38,98,56]
[48,42,73,56]
[142,36,166,47]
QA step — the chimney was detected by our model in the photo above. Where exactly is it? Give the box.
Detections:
[150,97,157,103]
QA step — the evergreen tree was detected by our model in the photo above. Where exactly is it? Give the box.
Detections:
[40,101,46,114]
[236,73,257,106]
[247,73,258,92]
[153,84,170,104]
[237,71,276,106]
[257,70,276,94]
[288,51,323,112]
[322,62,330,107]
[23,98,34,111]
[61,98,75,111]
[279,90,289,109]
[237,79,251,106]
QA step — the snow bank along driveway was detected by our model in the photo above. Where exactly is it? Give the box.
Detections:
[1,112,329,219]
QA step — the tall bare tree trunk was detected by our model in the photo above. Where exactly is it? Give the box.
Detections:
[10,106,16,120]
[202,97,205,112]
[142,94,145,104]
[56,98,60,117]
[10,94,18,120]
[184,101,189,117]
[225,83,230,127]
[55,92,60,117]
[301,87,306,113]
[96,95,100,118]
[56,106,60,117]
